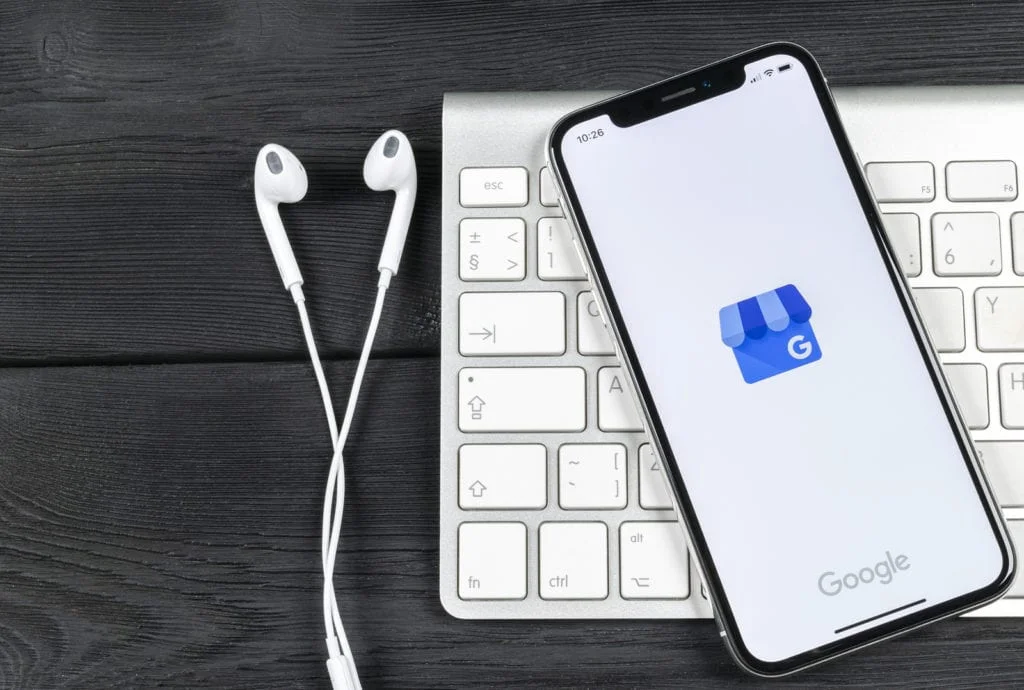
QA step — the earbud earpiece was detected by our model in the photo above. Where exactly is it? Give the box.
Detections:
[255,143,309,290]
[363,130,417,276]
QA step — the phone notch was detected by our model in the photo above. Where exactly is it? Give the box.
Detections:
[609,64,745,128]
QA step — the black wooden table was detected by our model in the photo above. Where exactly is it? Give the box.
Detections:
[2,2,1024,687]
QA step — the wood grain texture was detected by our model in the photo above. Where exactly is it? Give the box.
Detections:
[2,0,1024,687]
[1,359,1024,689]
[2,0,1024,363]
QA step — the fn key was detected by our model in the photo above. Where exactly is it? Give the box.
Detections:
[459,523,527,600]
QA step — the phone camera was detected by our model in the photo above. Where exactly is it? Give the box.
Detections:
[702,80,712,89]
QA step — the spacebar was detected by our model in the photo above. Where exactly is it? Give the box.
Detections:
[459,367,586,432]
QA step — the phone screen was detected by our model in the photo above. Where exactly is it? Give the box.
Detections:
[555,49,1009,666]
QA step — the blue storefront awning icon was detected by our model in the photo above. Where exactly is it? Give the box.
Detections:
[719,284,821,383]
[720,284,812,347]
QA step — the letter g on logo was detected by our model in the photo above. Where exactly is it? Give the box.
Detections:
[788,334,813,360]
[818,571,842,596]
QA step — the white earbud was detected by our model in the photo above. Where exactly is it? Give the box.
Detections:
[363,130,417,276]
[255,143,309,290]
[252,133,420,690]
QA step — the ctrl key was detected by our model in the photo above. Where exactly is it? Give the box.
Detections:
[540,522,608,599]
[458,522,527,600]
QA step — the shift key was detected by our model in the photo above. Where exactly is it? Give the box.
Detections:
[459,367,586,432]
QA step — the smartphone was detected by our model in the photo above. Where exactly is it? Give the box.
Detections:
[548,43,1015,676]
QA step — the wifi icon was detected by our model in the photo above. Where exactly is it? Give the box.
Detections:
[763,68,775,78]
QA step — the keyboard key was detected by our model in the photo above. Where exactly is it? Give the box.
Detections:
[598,367,644,431]
[975,288,1024,352]
[459,292,565,356]
[976,442,1024,507]
[1005,521,1024,598]
[577,291,615,355]
[459,218,526,281]
[1012,214,1024,276]
[620,522,690,599]
[1007,211,1024,274]
[931,213,1001,276]
[639,443,674,510]
[458,522,527,599]
[865,162,935,202]
[999,364,1024,429]
[538,217,587,280]
[912,288,965,352]
[459,367,585,432]
[946,161,1017,201]
[459,445,547,509]
[460,167,528,207]
[540,166,559,207]
[540,522,608,599]
[944,363,989,429]
[559,444,627,509]
[881,213,922,277]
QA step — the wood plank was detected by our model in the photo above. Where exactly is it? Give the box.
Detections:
[0,358,1022,687]
[0,133,443,365]
[4,1,1024,363]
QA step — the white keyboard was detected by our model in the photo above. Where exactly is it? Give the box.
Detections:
[440,88,1024,620]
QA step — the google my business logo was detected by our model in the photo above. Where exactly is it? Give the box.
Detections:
[719,284,822,384]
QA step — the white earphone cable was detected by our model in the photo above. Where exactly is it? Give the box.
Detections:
[289,286,349,662]
[325,273,389,687]
[259,132,414,690]
[292,286,340,447]
[290,273,391,690]
[289,286,349,661]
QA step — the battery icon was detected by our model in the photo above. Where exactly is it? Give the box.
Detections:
[779,63,792,72]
